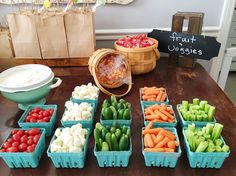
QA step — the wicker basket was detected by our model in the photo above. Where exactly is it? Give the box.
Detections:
[114,38,160,75]
[88,48,132,97]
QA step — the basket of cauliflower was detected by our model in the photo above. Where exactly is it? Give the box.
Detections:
[61,101,95,134]
[47,124,89,168]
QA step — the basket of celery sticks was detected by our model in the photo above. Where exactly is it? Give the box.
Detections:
[182,123,230,168]
[177,98,217,127]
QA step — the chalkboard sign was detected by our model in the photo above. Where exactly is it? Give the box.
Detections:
[147,29,221,60]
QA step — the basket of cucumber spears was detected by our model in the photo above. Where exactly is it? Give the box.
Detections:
[93,122,132,167]
[101,95,132,125]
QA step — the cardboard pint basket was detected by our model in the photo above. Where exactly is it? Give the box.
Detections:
[0,27,14,59]
[88,49,132,97]
[35,12,69,59]
[7,12,41,59]
[65,7,95,58]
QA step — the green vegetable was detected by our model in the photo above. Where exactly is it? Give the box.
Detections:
[105,132,112,150]
[115,128,122,141]
[196,115,202,121]
[215,146,222,152]
[103,99,110,105]
[182,101,189,111]
[126,128,131,139]
[102,107,113,120]
[123,109,130,120]
[101,128,108,140]
[110,106,117,120]
[196,141,208,152]
[222,145,230,152]
[185,129,196,151]
[95,122,103,130]
[193,98,200,105]
[119,135,129,151]
[110,126,116,134]
[94,128,101,144]
[119,99,126,104]
[125,102,131,109]
[208,106,215,121]
[211,123,223,141]
[111,95,117,103]
[204,104,210,113]
[214,139,223,146]
[117,102,125,110]
[195,136,205,146]
[112,102,118,110]
[206,143,215,152]
[206,123,214,134]
[118,109,125,119]
[188,123,196,132]
[101,142,109,151]
[121,125,128,133]
[102,102,110,108]
[199,100,207,110]
[112,121,120,129]
[111,134,119,151]
[96,138,103,151]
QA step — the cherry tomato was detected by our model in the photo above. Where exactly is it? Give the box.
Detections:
[27,138,34,146]
[6,146,18,152]
[25,129,31,135]
[20,135,28,143]
[37,114,43,119]
[29,128,40,135]
[7,138,14,144]
[43,111,50,117]
[29,111,33,115]
[27,145,35,152]
[12,134,21,142]
[32,113,39,118]
[33,134,40,144]
[33,107,41,113]
[30,118,37,123]
[11,129,18,135]
[16,130,24,137]
[18,143,27,152]
[49,109,54,115]
[12,141,20,147]
[28,135,34,140]
[25,116,32,122]
[43,117,50,122]
[39,110,44,115]
[37,119,45,123]
[0,149,6,152]
[3,142,11,149]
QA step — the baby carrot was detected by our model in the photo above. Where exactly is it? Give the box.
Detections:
[145,115,159,120]
[156,111,168,121]
[167,141,176,149]
[151,134,156,141]
[145,121,153,131]
[153,134,164,144]
[160,93,167,102]
[175,141,179,147]
[144,134,149,148]
[146,134,154,148]
[160,109,174,119]
[145,89,160,96]
[144,148,165,152]
[156,90,163,101]
[158,129,176,140]
[143,128,161,135]
[155,137,170,148]
[164,148,175,152]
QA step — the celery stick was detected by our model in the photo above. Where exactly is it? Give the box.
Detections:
[196,141,208,152]
[193,98,200,105]
[197,115,203,121]
[206,143,215,152]
[191,114,196,121]
[195,137,205,147]
[215,146,222,152]
[192,105,200,110]
[182,101,189,110]
[200,100,208,110]
[204,104,210,113]
[212,123,224,141]
[222,145,230,152]
[188,123,196,131]
[204,133,211,139]
[203,114,208,121]
[185,130,196,151]
[214,139,223,146]
[208,106,215,121]
[206,123,214,134]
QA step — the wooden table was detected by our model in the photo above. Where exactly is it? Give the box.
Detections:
[0,58,236,176]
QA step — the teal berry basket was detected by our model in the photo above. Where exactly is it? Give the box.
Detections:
[140,88,169,106]
[142,127,181,168]
[141,103,177,127]
[47,128,89,168]
[0,128,46,168]
[182,128,230,168]
[70,90,99,112]
[60,102,95,135]
[18,105,57,136]
[176,104,217,127]
[100,109,132,126]
[94,137,132,167]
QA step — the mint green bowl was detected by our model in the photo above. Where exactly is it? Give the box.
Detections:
[0,64,62,110]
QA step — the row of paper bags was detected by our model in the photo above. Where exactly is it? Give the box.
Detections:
[5,7,95,59]
[0,27,13,59]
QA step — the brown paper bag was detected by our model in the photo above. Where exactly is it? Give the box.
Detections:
[7,13,42,59]
[35,12,69,59]
[0,27,14,59]
[65,7,95,58]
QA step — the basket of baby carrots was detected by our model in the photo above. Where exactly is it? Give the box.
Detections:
[142,122,181,167]
[140,87,169,105]
[141,103,177,127]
